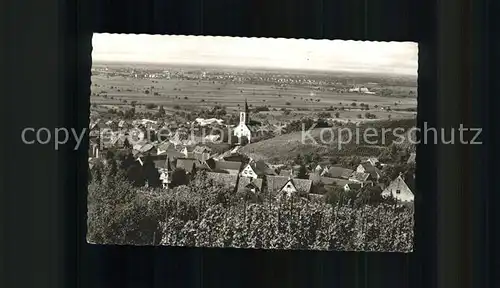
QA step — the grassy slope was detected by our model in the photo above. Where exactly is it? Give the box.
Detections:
[239,118,416,164]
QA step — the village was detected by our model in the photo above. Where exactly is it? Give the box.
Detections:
[88,96,416,205]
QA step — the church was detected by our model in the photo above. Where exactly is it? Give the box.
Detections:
[233,99,252,145]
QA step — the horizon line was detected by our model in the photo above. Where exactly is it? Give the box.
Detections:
[92,59,418,78]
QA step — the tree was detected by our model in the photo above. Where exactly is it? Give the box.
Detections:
[335,112,340,118]
[142,155,162,188]
[87,167,156,245]
[170,168,189,187]
[297,164,308,179]
[123,137,131,149]
[158,105,166,115]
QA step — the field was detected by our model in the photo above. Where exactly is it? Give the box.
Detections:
[90,63,417,123]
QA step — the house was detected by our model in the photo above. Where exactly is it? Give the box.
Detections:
[344,183,362,192]
[321,166,354,179]
[110,134,128,148]
[314,164,323,173]
[309,173,352,188]
[156,142,178,156]
[348,171,372,185]
[180,146,194,158]
[366,157,380,167]
[266,175,312,196]
[356,163,382,181]
[192,146,211,162]
[207,159,243,175]
[381,174,414,202]
[276,178,313,197]
[237,177,263,193]
[233,99,252,144]
[176,158,210,174]
[240,160,276,179]
[206,172,239,191]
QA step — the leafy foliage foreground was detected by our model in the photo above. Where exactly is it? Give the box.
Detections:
[87,168,413,252]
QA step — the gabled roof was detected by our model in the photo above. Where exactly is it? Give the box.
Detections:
[349,171,371,182]
[247,160,276,176]
[237,177,263,193]
[358,163,381,179]
[156,141,176,152]
[278,178,312,194]
[266,175,290,194]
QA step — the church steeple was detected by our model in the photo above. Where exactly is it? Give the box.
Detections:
[239,98,249,125]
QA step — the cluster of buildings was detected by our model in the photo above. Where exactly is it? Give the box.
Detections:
[309,156,415,203]
[88,98,415,204]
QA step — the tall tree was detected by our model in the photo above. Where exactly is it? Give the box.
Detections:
[297,164,308,179]
[141,154,162,188]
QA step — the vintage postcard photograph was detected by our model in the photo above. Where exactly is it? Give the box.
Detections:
[88,34,418,252]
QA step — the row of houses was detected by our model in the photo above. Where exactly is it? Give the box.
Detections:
[89,127,415,203]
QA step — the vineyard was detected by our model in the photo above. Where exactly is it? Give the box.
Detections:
[87,167,414,252]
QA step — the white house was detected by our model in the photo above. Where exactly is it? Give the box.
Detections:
[233,99,252,144]
[240,160,274,179]
[240,163,259,179]
[381,174,414,202]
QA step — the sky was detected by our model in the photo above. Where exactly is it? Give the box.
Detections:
[92,34,418,76]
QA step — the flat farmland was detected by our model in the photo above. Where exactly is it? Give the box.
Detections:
[90,74,417,118]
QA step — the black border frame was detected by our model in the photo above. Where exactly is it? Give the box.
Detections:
[2,0,495,287]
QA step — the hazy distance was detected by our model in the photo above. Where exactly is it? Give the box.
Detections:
[92,34,418,76]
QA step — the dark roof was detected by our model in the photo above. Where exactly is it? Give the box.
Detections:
[266,176,290,194]
[176,158,209,173]
[358,163,381,179]
[278,178,312,194]
[248,160,276,176]
[349,172,371,182]
[360,162,375,170]
[237,177,263,193]
[206,172,238,190]
[175,158,195,173]
[346,183,362,190]
[324,166,354,178]
[208,160,243,172]
[153,158,173,170]
[309,174,352,187]
[223,154,247,163]
[156,142,175,152]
